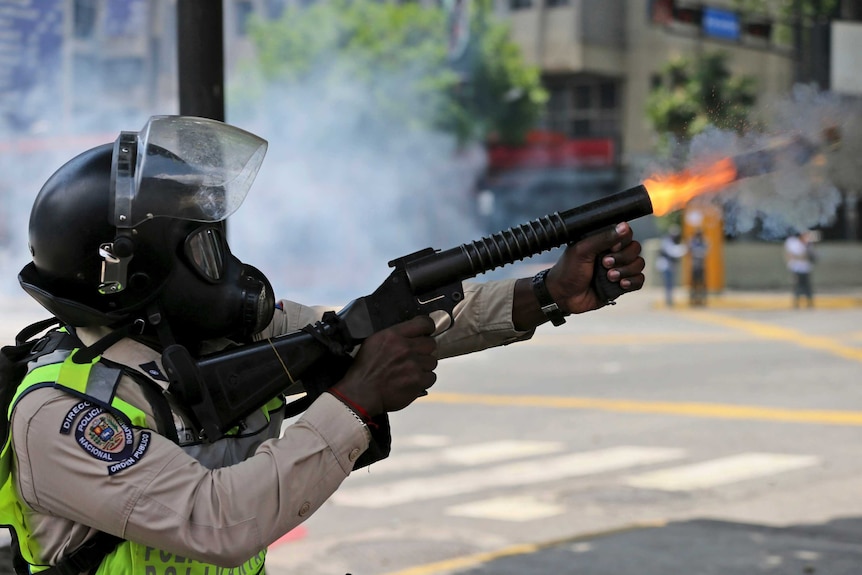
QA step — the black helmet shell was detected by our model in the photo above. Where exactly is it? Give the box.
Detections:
[22,144,180,327]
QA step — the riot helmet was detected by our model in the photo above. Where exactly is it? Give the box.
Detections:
[20,116,275,346]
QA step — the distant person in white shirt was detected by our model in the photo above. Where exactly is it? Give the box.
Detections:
[783,231,816,308]
[655,225,688,307]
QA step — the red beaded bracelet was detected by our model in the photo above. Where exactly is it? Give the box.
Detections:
[327,388,379,429]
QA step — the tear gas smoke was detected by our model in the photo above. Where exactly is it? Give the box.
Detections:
[642,84,857,240]
[0,52,487,310]
[226,62,486,306]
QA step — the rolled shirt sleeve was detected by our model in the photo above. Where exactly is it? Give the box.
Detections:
[435,278,534,357]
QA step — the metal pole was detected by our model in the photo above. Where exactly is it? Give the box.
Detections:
[177,0,225,121]
[793,0,804,84]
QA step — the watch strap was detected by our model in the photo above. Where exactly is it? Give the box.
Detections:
[532,269,567,326]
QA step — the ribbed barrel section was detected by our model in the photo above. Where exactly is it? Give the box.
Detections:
[404,185,652,293]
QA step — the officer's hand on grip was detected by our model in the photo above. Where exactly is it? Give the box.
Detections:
[331,316,438,418]
[548,222,645,314]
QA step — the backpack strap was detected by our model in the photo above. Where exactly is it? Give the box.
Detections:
[14,318,61,347]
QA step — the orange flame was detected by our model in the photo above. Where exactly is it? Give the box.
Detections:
[643,158,738,216]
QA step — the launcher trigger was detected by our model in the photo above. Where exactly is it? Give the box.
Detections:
[416,281,463,336]
[426,309,454,336]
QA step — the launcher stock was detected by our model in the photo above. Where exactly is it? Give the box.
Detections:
[162,184,654,441]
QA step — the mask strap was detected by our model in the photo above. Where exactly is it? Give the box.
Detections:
[71,318,146,364]
[146,303,177,350]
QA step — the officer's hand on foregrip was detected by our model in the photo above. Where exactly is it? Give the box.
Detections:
[549,222,645,314]
[330,316,438,418]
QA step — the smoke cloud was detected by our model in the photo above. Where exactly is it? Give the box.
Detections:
[226,60,487,306]
[0,43,487,310]
[643,84,859,240]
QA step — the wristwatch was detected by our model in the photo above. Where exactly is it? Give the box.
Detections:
[532,269,567,326]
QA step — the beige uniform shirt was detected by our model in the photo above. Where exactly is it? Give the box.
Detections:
[10,279,532,569]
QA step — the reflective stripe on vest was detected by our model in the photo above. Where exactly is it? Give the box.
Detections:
[96,545,266,575]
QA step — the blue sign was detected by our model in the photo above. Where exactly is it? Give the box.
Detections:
[703,7,740,41]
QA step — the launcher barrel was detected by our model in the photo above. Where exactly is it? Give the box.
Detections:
[405,184,654,294]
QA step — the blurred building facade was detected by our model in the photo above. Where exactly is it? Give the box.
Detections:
[0,0,178,135]
[498,0,862,241]
[4,0,862,239]
[6,1,861,141]
[502,1,858,170]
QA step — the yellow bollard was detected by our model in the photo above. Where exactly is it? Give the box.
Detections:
[681,204,725,296]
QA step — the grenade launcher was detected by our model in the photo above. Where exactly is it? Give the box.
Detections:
[163,184,653,441]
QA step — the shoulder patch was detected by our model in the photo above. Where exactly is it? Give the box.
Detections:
[62,402,151,474]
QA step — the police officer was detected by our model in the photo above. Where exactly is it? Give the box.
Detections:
[3,116,645,574]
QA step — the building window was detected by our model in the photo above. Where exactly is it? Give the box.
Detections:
[570,119,591,136]
[102,58,145,93]
[541,76,621,140]
[74,0,98,39]
[573,85,591,109]
[546,0,570,6]
[599,82,617,109]
[266,0,287,19]
[510,0,534,10]
[543,88,568,133]
[235,0,254,36]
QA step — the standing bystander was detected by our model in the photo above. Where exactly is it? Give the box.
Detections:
[688,229,709,307]
[783,231,816,308]
[655,224,688,307]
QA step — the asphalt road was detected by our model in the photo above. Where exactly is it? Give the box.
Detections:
[1,282,861,575]
[264,281,862,575]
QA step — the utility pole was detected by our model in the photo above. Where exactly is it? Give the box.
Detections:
[177,0,225,121]
[793,0,804,84]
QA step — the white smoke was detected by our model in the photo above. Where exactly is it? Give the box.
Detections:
[0,32,489,312]
[225,60,487,306]
[645,84,858,240]
[0,118,149,300]
[0,147,82,297]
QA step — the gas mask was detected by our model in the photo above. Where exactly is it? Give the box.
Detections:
[100,115,275,343]
[159,222,276,342]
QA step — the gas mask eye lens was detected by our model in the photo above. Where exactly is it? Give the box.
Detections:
[185,227,225,282]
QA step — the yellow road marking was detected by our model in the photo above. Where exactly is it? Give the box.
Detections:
[386,310,860,575]
[422,392,862,426]
[528,332,754,345]
[652,295,862,310]
[382,520,666,575]
[679,310,862,363]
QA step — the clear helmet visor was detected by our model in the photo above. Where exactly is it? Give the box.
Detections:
[112,115,268,228]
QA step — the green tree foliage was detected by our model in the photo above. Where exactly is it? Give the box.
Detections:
[646,51,758,147]
[645,51,758,230]
[731,0,839,20]
[243,0,546,146]
[730,0,840,45]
